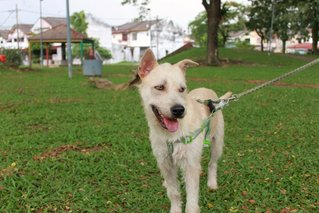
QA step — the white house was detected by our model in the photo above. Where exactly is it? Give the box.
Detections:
[31,17,66,34]
[0,30,10,48]
[112,19,188,62]
[6,24,33,49]
[85,13,112,50]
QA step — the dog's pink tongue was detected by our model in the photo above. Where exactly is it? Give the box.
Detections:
[163,117,179,132]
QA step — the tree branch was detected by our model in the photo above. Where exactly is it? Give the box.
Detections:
[202,0,209,11]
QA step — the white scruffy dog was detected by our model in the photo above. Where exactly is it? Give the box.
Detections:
[132,49,224,213]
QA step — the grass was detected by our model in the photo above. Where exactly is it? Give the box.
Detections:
[0,48,318,212]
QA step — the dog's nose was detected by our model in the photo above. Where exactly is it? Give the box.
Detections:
[171,104,185,118]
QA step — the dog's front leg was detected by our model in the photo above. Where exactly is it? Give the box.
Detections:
[156,156,182,213]
[184,162,201,213]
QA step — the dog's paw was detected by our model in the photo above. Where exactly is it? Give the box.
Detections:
[170,206,182,213]
[185,204,200,213]
[207,180,218,191]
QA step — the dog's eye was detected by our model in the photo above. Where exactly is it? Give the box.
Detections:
[154,85,165,91]
[179,87,186,93]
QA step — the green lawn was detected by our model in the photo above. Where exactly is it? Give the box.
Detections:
[0,48,318,212]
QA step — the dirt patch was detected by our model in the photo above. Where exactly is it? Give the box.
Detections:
[247,80,319,89]
[280,54,317,62]
[188,77,319,89]
[48,98,82,104]
[33,144,104,161]
[88,77,129,90]
[0,103,16,112]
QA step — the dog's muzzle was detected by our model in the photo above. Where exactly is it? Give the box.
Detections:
[151,105,184,132]
[170,104,185,119]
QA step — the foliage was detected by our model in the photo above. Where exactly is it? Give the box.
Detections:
[71,11,88,35]
[0,48,318,211]
[273,2,297,53]
[219,1,248,47]
[291,0,319,53]
[189,12,207,47]
[248,0,319,53]
[247,0,273,52]
[189,2,247,48]
[2,49,22,67]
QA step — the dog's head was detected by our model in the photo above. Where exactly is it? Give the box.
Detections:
[132,49,198,133]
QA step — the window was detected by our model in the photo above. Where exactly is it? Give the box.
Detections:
[122,33,128,41]
[132,32,137,41]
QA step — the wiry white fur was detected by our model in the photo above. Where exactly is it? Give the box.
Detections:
[136,50,224,213]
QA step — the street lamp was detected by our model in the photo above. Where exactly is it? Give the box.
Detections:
[40,0,43,67]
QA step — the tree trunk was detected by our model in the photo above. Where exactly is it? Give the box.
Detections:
[260,37,264,52]
[311,20,318,54]
[203,0,221,66]
[282,39,286,54]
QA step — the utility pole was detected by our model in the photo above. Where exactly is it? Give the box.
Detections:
[156,17,159,59]
[268,0,282,56]
[40,0,44,68]
[15,4,20,49]
[66,0,72,79]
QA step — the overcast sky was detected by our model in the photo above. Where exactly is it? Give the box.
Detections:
[0,0,249,30]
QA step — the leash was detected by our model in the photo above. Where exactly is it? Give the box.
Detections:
[179,57,319,145]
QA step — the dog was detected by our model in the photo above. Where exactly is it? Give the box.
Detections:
[131,49,224,213]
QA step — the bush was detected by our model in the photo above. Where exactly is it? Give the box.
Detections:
[3,49,23,67]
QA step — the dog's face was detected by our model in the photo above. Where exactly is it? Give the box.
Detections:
[134,49,198,133]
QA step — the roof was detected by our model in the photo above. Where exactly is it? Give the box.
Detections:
[0,30,10,39]
[29,24,88,43]
[42,17,67,28]
[10,24,33,34]
[229,30,248,38]
[112,20,158,34]
[288,43,319,50]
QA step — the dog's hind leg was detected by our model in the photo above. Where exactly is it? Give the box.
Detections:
[157,157,182,213]
[207,112,224,190]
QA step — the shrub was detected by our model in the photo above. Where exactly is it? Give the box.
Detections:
[3,49,23,67]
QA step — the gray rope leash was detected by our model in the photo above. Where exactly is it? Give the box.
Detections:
[180,57,319,145]
[234,57,319,99]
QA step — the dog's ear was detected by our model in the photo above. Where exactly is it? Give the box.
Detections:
[138,49,158,78]
[175,59,199,72]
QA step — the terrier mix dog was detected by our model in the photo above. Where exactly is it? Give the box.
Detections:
[132,49,224,213]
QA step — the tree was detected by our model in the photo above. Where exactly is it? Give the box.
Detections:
[202,0,222,65]
[273,2,296,53]
[121,0,150,21]
[292,0,319,54]
[218,2,248,47]
[189,2,247,48]
[247,0,273,52]
[71,11,88,35]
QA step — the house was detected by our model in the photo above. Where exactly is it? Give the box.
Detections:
[0,30,10,48]
[287,42,319,54]
[227,30,265,49]
[6,24,33,49]
[86,13,112,50]
[112,19,188,62]
[227,29,302,53]
[31,17,67,34]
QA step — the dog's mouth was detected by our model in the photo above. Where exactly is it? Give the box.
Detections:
[151,105,179,132]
